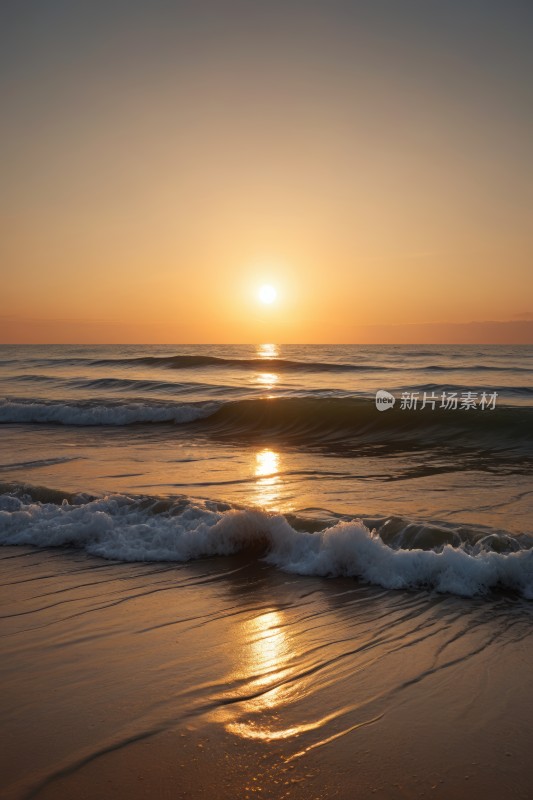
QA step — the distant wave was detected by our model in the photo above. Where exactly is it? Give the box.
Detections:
[91,354,533,373]
[4,374,248,396]
[0,355,364,371]
[3,373,58,383]
[1,489,532,598]
[91,355,382,372]
[2,352,531,375]
[4,374,532,405]
[64,376,245,395]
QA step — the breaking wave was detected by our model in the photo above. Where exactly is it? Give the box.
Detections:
[1,398,530,457]
[0,399,218,426]
[1,488,532,598]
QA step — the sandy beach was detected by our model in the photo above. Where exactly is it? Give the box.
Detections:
[1,543,531,800]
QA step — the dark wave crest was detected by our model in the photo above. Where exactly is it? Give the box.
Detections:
[197,397,529,439]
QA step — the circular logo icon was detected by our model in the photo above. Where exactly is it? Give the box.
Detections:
[375,390,396,411]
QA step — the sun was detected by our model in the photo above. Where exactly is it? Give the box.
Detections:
[258,284,277,304]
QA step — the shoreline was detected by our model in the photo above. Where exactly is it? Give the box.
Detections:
[1,546,531,800]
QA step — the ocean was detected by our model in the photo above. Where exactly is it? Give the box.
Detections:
[1,343,532,597]
[1,343,533,799]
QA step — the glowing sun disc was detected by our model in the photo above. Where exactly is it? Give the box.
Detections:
[258,284,277,304]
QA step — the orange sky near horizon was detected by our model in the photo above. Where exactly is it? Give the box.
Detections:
[1,2,532,344]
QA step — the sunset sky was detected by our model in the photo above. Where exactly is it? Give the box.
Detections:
[1,0,532,343]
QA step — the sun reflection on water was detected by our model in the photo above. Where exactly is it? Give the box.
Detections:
[222,610,298,741]
[255,448,279,478]
[255,345,279,389]
[256,371,278,389]
[257,343,278,359]
[248,611,287,679]
[254,449,280,509]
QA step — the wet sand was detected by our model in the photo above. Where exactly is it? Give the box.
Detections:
[1,546,531,800]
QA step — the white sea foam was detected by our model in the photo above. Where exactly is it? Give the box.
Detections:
[0,400,219,426]
[1,493,532,598]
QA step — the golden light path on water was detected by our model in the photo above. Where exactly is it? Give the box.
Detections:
[254,345,280,389]
[222,610,307,742]
[254,449,281,510]
[215,343,352,745]
[256,372,278,389]
[257,343,278,359]
[217,446,352,746]
[219,608,366,748]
